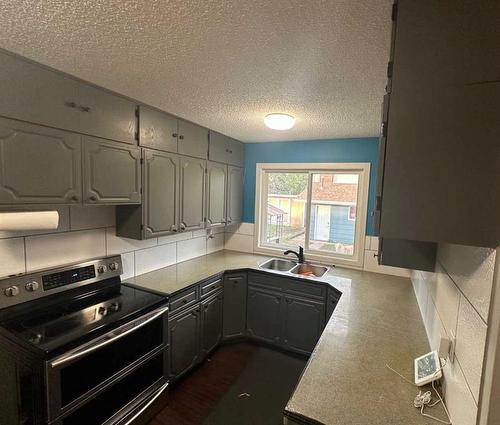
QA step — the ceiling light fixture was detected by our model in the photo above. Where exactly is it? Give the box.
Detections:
[264,113,296,130]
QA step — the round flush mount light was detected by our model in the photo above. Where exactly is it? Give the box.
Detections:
[264,113,296,130]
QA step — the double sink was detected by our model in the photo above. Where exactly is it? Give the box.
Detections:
[259,258,329,278]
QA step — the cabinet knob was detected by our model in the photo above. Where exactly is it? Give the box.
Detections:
[79,105,91,113]
[65,101,77,108]
[180,223,186,231]
[171,225,178,232]
[71,195,79,202]
[172,133,178,138]
[89,195,97,201]
[179,135,184,140]
[182,299,188,304]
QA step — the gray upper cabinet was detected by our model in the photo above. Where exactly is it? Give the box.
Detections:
[177,120,208,159]
[227,166,244,225]
[206,161,227,228]
[143,150,179,237]
[0,51,81,133]
[0,118,81,204]
[77,84,137,145]
[247,287,282,345]
[139,106,178,153]
[282,295,325,356]
[209,131,244,167]
[223,273,247,339]
[179,156,206,231]
[83,137,141,205]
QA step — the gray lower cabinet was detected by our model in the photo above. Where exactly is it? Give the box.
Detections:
[168,304,201,380]
[82,137,141,204]
[326,288,341,320]
[282,295,325,355]
[222,273,247,339]
[206,161,227,228]
[179,156,206,231]
[200,293,223,358]
[139,105,178,153]
[226,166,244,225]
[0,117,82,204]
[177,120,208,159]
[247,287,282,345]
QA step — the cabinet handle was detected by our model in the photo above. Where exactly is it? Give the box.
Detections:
[171,225,178,232]
[227,218,232,224]
[79,105,91,113]
[221,219,227,224]
[65,101,77,108]
[179,135,184,140]
[89,195,97,201]
[180,223,186,231]
[70,195,79,202]
[172,133,178,138]
[182,299,188,304]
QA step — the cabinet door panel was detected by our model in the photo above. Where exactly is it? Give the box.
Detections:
[169,306,200,380]
[143,150,179,237]
[246,287,282,345]
[201,294,223,358]
[223,273,247,339]
[83,138,141,204]
[208,131,228,164]
[179,156,206,231]
[139,106,178,153]
[206,161,227,227]
[282,295,325,355]
[78,84,137,144]
[0,118,81,204]
[178,120,208,159]
[227,166,243,225]
[227,138,244,167]
[0,51,81,133]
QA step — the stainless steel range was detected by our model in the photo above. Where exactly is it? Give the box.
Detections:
[0,256,169,425]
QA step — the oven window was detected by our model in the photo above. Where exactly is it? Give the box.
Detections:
[60,318,163,406]
[62,353,164,425]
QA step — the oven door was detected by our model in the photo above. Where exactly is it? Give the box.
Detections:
[46,303,169,423]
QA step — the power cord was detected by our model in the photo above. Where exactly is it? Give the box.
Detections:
[385,359,451,424]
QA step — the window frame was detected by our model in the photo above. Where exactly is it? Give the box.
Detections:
[254,162,370,269]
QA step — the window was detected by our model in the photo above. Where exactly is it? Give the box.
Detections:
[255,163,370,267]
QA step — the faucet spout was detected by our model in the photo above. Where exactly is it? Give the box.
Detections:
[284,246,305,263]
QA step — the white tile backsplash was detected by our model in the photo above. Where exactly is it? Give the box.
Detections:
[177,237,207,263]
[157,231,193,245]
[70,205,115,231]
[106,227,157,254]
[26,229,106,271]
[444,360,478,425]
[0,237,25,277]
[120,251,135,281]
[207,232,225,254]
[192,229,208,238]
[433,263,460,338]
[225,232,254,253]
[134,243,176,275]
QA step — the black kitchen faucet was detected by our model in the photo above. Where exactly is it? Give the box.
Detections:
[284,246,304,263]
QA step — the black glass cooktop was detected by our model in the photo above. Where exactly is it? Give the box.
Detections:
[0,280,167,356]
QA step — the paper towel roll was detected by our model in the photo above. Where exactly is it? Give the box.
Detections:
[0,211,59,231]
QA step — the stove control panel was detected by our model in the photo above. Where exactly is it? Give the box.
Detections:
[0,255,123,309]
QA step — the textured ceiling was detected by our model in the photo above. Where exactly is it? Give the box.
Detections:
[0,0,392,142]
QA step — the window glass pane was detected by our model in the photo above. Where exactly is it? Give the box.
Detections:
[265,172,308,248]
[308,173,359,256]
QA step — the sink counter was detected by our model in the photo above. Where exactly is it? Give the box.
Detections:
[125,250,443,424]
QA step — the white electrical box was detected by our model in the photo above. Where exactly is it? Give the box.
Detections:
[414,350,442,386]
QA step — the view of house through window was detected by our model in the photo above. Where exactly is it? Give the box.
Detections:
[260,166,366,261]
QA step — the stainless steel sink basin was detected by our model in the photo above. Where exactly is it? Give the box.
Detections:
[259,258,296,272]
[290,263,329,277]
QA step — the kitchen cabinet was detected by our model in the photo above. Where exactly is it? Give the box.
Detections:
[226,166,244,225]
[177,120,208,159]
[222,273,247,339]
[375,0,500,250]
[326,288,341,321]
[209,131,244,167]
[0,117,82,204]
[82,137,141,205]
[138,105,178,153]
[168,304,201,380]
[247,286,283,345]
[179,156,206,231]
[77,84,137,145]
[200,293,223,358]
[282,295,325,356]
[206,161,227,228]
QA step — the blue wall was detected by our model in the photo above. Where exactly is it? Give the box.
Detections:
[243,138,379,236]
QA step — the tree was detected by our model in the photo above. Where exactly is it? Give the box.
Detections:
[268,173,308,195]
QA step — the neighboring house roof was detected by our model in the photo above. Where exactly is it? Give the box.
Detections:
[299,177,358,203]
[267,204,288,217]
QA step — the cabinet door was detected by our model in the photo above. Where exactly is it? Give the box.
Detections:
[177,120,208,159]
[143,149,179,237]
[201,293,223,358]
[208,131,228,164]
[226,166,244,225]
[179,156,206,231]
[326,288,340,321]
[78,84,137,144]
[169,306,201,380]
[139,106,178,153]
[227,138,245,167]
[223,273,247,339]
[83,138,141,204]
[246,287,282,346]
[282,295,325,355]
[0,118,82,204]
[206,161,227,227]
[0,51,81,133]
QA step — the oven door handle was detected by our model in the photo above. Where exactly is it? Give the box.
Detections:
[122,381,169,425]
[50,304,169,368]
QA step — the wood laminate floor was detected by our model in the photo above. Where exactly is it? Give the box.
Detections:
[149,343,306,425]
